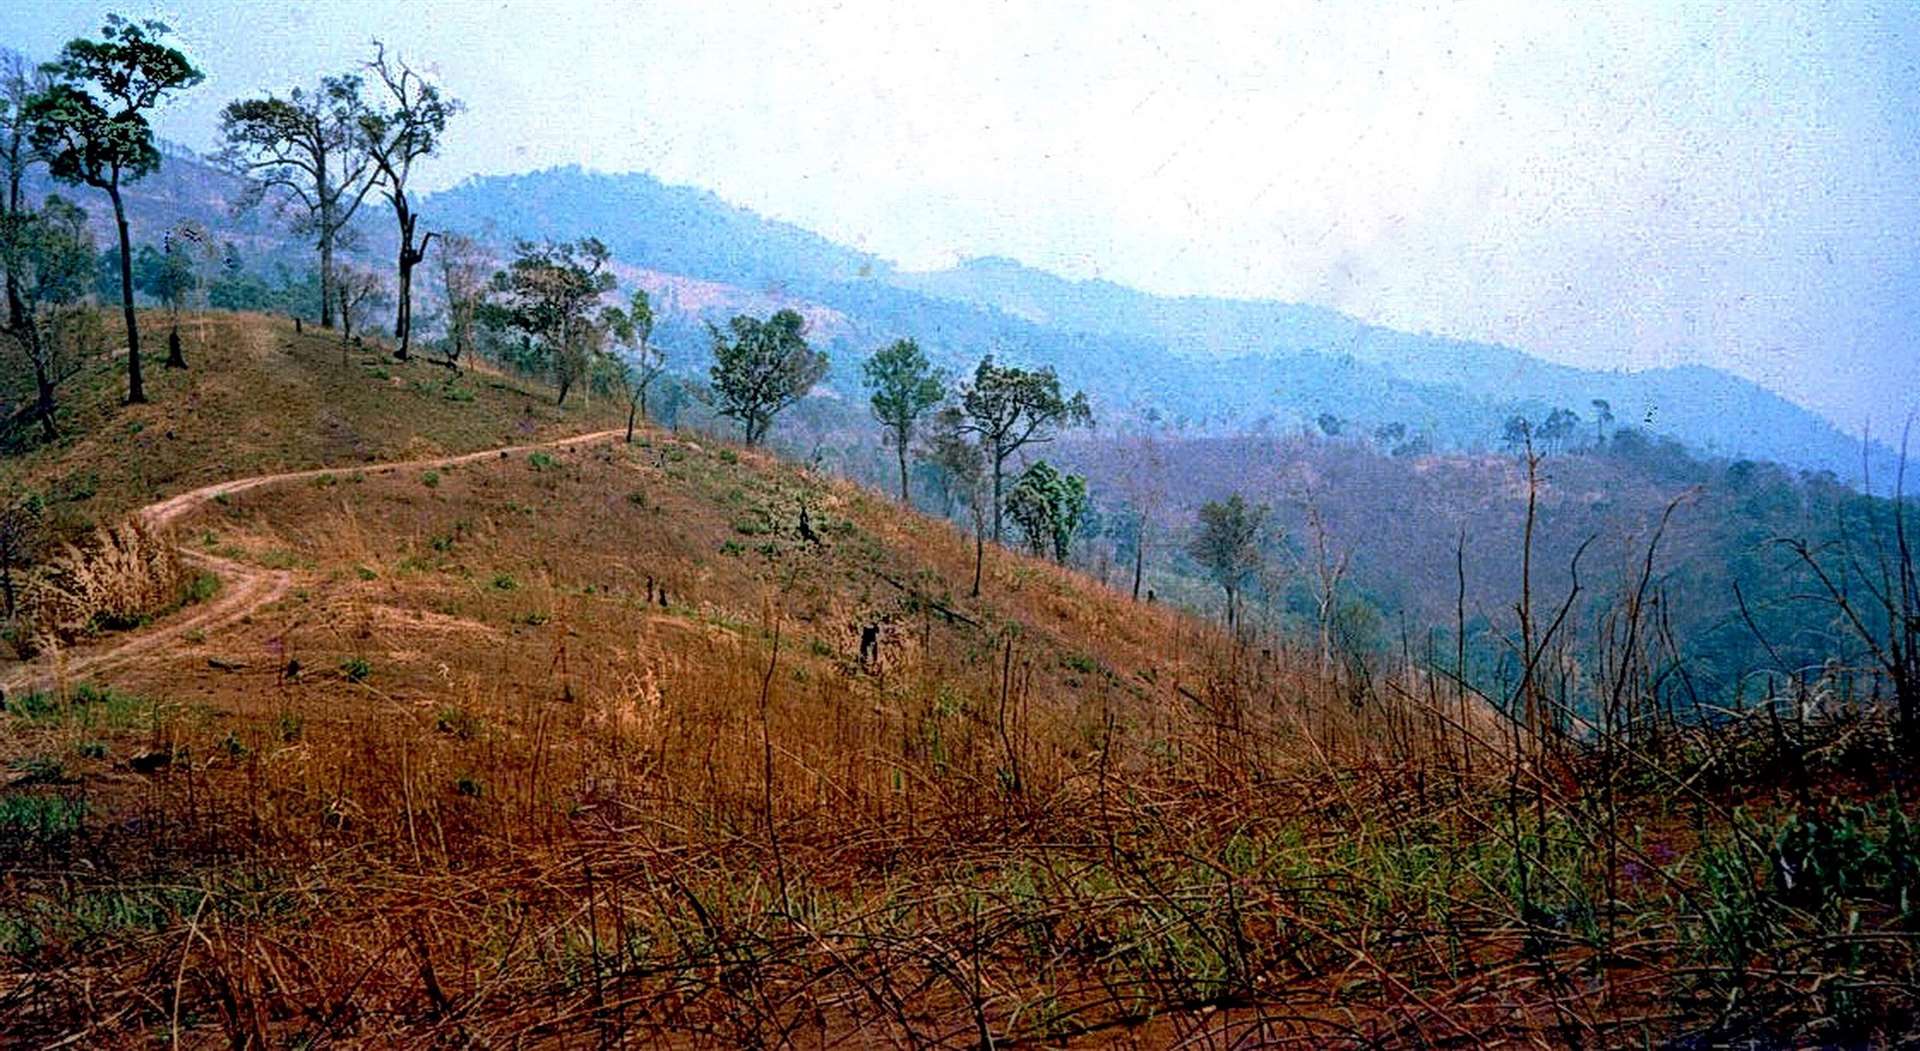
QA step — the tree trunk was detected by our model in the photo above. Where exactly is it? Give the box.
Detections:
[991,450,1006,543]
[32,357,57,443]
[897,439,910,505]
[1131,517,1146,602]
[319,230,335,329]
[165,320,186,369]
[110,182,144,404]
[393,211,430,361]
[972,515,984,598]
[625,401,637,443]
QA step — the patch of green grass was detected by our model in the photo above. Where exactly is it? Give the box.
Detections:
[311,473,339,488]
[355,565,378,581]
[528,451,557,471]
[72,740,108,760]
[339,657,372,684]
[0,795,85,841]
[184,571,221,605]
[720,539,746,557]
[491,572,517,591]
[421,469,441,489]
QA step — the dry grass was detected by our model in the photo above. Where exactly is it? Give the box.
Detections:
[7,517,189,658]
[0,378,1914,1046]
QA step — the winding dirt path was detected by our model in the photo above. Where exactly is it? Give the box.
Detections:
[0,429,624,697]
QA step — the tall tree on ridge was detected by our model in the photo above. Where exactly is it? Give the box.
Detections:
[25,16,201,404]
[862,337,945,505]
[359,42,460,361]
[707,309,828,445]
[955,356,1091,543]
[219,72,378,329]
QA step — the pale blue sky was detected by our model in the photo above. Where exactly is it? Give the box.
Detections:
[4,0,1916,434]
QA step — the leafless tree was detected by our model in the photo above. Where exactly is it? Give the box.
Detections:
[434,231,488,370]
[360,43,461,360]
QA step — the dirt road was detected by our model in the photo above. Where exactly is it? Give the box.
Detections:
[0,429,623,697]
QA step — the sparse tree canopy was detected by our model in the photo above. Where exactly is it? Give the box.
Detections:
[359,42,461,360]
[862,337,945,504]
[479,237,616,406]
[434,231,487,370]
[219,72,376,329]
[1005,459,1089,564]
[1190,493,1268,629]
[1,195,98,441]
[25,16,201,405]
[601,288,664,442]
[954,356,1092,542]
[707,308,828,446]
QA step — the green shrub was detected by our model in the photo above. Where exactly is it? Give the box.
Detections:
[339,657,372,684]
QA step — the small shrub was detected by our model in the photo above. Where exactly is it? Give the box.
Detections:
[718,449,738,465]
[339,657,372,684]
[434,706,483,740]
[720,539,746,557]
[421,470,441,489]
[73,740,108,760]
[528,451,557,471]
[491,573,517,591]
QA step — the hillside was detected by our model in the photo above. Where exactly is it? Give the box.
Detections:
[0,312,625,535]
[0,313,1909,1047]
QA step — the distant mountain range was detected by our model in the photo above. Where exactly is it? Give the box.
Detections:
[422,167,1897,481]
[26,149,1897,482]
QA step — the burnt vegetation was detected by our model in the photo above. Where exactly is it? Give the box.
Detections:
[0,14,1916,1050]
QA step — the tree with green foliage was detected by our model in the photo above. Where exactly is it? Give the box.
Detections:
[600,288,662,442]
[479,238,616,406]
[219,72,376,330]
[359,42,461,360]
[1541,407,1581,452]
[1591,398,1615,446]
[1005,460,1090,564]
[1190,494,1268,630]
[1501,414,1532,455]
[0,195,98,441]
[862,338,945,504]
[706,308,828,446]
[25,16,202,404]
[955,356,1092,543]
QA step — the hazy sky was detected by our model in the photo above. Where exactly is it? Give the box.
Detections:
[4,1,1917,434]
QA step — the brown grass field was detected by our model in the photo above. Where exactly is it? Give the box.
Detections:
[0,315,1914,1048]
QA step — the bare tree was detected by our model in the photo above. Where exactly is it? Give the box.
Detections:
[219,74,379,329]
[331,262,384,359]
[1118,432,1167,601]
[434,231,487,370]
[360,42,460,360]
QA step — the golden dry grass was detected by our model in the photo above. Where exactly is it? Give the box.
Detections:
[0,323,1914,1048]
